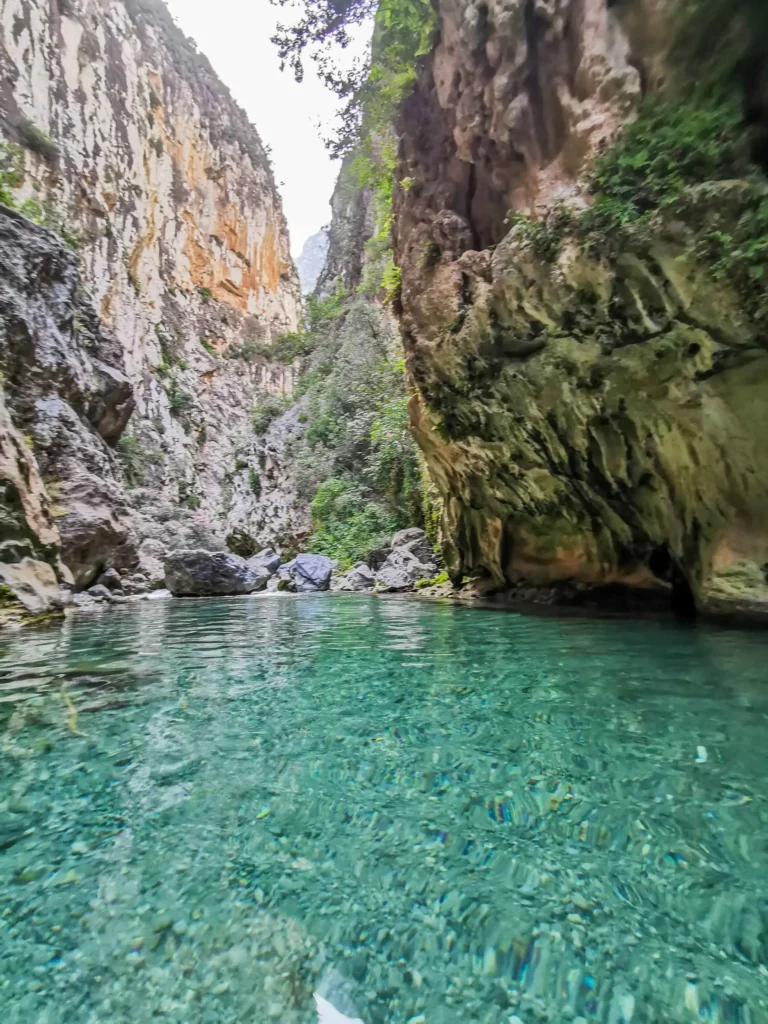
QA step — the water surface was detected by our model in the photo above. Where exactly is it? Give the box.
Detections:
[1,596,767,1023]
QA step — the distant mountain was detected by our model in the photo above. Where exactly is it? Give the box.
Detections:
[295,227,330,294]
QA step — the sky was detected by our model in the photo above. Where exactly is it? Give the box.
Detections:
[164,0,357,255]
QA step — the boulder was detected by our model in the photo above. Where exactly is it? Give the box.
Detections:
[96,568,123,591]
[375,547,438,592]
[120,572,152,596]
[86,584,113,601]
[391,527,435,565]
[331,563,376,592]
[0,558,67,614]
[163,549,270,597]
[248,547,281,576]
[277,553,334,593]
[138,538,167,587]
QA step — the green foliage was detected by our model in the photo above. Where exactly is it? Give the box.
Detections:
[0,142,80,248]
[583,97,748,232]
[268,331,315,363]
[414,570,449,589]
[16,117,60,165]
[200,337,216,356]
[285,302,424,565]
[252,394,290,434]
[184,493,201,510]
[167,381,193,415]
[271,0,435,156]
[309,479,400,570]
[197,286,213,301]
[307,281,347,330]
[248,467,261,497]
[513,95,754,261]
[115,434,162,487]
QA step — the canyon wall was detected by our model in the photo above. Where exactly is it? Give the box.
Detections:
[395,0,768,620]
[0,0,302,606]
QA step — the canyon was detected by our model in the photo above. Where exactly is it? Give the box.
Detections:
[1,0,768,624]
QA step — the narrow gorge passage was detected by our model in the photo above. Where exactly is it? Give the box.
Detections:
[1,0,768,1022]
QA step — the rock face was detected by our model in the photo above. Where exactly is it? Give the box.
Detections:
[296,228,330,295]
[0,0,301,556]
[163,549,270,597]
[375,532,438,592]
[0,208,137,602]
[395,0,768,620]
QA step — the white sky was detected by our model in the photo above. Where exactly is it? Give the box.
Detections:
[164,0,354,255]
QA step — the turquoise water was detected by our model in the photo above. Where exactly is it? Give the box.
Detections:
[1,596,768,1024]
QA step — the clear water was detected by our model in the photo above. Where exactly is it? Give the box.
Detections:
[1,596,768,1024]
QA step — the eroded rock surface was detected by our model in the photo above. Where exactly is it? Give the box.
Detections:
[277,554,334,593]
[395,0,768,620]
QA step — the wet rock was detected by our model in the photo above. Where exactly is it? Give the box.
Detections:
[248,548,281,576]
[163,550,271,597]
[96,568,123,591]
[331,563,376,592]
[277,554,334,593]
[375,547,438,592]
[87,584,113,602]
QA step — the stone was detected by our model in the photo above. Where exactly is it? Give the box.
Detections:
[277,554,335,593]
[331,563,376,592]
[97,568,123,591]
[163,550,271,597]
[120,573,152,596]
[86,584,113,601]
[375,547,438,592]
[248,548,281,576]
[391,528,435,565]
[0,558,66,614]
[137,539,167,588]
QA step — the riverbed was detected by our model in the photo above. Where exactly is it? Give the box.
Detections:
[1,596,767,1023]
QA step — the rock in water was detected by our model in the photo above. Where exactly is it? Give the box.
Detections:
[278,554,335,593]
[163,550,271,597]
[247,548,281,576]
[314,993,364,1024]
[331,563,376,592]
[375,547,437,592]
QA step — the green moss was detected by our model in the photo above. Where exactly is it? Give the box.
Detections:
[17,117,60,165]
[415,571,449,589]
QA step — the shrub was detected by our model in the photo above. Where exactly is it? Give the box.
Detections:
[115,434,162,487]
[167,382,193,415]
[252,394,289,434]
[309,478,399,569]
[200,337,216,356]
[17,117,60,165]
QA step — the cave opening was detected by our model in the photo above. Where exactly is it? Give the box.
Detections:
[649,544,697,620]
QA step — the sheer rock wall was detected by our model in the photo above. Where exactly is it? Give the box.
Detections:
[395,0,768,620]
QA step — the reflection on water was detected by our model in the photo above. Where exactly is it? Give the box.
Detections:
[1,596,768,1024]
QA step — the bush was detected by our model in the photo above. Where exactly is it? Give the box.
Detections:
[115,434,161,487]
[309,478,399,569]
[252,394,289,434]
[17,117,60,165]
[268,331,315,363]
[167,382,193,415]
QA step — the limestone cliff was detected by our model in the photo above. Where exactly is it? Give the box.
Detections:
[0,0,301,603]
[394,0,768,620]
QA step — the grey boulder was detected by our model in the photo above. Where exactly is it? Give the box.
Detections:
[248,547,281,576]
[164,549,270,596]
[86,584,113,601]
[375,546,438,592]
[331,563,376,592]
[278,553,334,593]
[391,527,435,565]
